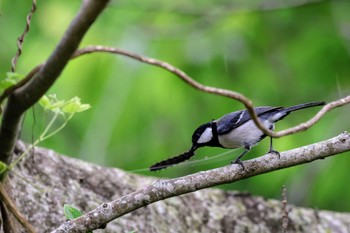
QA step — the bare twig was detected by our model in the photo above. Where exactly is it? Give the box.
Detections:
[274,95,350,137]
[2,46,268,137]
[72,46,350,138]
[0,184,36,233]
[2,45,349,142]
[72,46,268,136]
[52,132,350,232]
[11,0,37,72]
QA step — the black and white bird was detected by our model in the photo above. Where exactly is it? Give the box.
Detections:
[150,101,325,171]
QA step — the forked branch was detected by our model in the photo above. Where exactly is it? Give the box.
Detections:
[2,45,347,143]
[72,46,350,138]
[0,42,348,172]
[0,0,110,165]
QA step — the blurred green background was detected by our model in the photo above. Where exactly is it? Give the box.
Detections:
[1,0,350,212]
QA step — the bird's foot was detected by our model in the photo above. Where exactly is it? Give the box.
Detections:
[267,149,280,158]
[231,158,245,171]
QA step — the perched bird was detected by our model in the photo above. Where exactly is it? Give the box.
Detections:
[150,101,325,171]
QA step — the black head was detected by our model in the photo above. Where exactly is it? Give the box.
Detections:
[191,121,222,148]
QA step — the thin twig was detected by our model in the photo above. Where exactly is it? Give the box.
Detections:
[0,184,37,233]
[71,46,276,136]
[274,95,350,137]
[2,46,268,136]
[72,46,350,138]
[2,45,349,138]
[11,0,37,72]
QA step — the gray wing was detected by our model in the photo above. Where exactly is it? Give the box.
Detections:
[216,106,282,135]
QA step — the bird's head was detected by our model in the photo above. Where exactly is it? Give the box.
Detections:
[191,121,221,148]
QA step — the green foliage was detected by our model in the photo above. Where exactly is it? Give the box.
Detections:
[63,204,82,220]
[62,205,137,233]
[0,161,7,176]
[39,94,91,115]
[63,204,93,233]
[9,95,90,170]
[61,97,91,113]
[0,72,22,92]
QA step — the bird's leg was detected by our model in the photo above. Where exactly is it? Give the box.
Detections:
[267,137,280,158]
[231,145,251,171]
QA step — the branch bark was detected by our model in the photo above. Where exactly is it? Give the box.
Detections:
[0,0,110,165]
[51,132,350,232]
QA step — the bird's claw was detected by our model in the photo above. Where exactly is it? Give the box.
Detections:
[231,158,245,171]
[267,149,280,158]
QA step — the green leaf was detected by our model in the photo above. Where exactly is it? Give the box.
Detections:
[39,94,64,114]
[0,72,21,91]
[5,72,22,80]
[62,96,91,113]
[38,95,52,109]
[39,95,90,114]
[63,204,92,232]
[0,79,16,89]
[63,204,82,220]
[0,161,8,175]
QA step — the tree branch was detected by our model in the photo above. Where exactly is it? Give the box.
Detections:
[52,132,350,232]
[72,46,350,138]
[0,0,110,165]
[2,45,348,152]
[71,46,268,133]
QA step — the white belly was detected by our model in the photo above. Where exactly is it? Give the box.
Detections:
[218,120,273,148]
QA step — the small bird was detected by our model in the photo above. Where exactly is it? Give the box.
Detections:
[150,101,325,171]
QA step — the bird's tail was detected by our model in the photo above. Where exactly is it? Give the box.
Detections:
[284,101,326,113]
[150,146,196,171]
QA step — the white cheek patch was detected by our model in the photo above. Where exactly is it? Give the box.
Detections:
[197,128,213,143]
